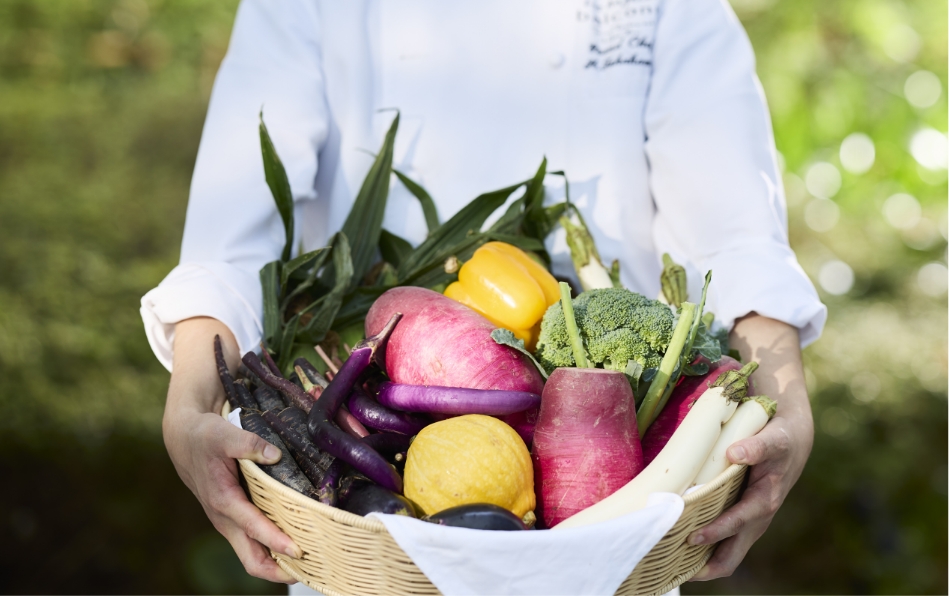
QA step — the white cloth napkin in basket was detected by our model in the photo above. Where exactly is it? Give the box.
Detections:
[370,493,684,596]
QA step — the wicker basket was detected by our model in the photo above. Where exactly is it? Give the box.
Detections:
[226,406,746,596]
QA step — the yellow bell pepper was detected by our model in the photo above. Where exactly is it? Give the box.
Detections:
[444,242,560,348]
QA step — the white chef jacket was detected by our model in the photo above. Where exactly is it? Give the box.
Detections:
[140,0,826,371]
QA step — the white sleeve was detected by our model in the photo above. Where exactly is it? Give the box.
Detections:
[644,0,826,347]
[140,0,329,371]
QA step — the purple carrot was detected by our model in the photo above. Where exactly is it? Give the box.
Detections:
[239,408,319,500]
[347,387,428,435]
[317,458,344,506]
[253,385,286,412]
[215,335,252,410]
[243,351,316,413]
[260,343,282,376]
[376,382,541,416]
[296,358,329,389]
[307,313,404,493]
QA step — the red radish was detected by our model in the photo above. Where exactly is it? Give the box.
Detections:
[531,367,644,528]
[640,355,750,465]
[365,287,545,442]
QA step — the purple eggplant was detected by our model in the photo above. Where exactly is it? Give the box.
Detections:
[342,484,417,518]
[307,314,404,493]
[376,382,541,416]
[347,387,428,435]
[361,432,412,454]
[317,458,344,506]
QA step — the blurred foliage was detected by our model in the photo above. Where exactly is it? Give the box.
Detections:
[0,0,944,594]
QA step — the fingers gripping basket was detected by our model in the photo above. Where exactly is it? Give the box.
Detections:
[236,435,746,596]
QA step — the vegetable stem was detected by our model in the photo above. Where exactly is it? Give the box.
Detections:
[636,302,696,436]
[559,282,589,368]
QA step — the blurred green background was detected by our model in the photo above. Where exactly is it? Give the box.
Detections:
[0,0,944,593]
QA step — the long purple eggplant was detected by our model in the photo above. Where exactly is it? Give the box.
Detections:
[376,382,541,416]
[307,313,404,493]
[361,432,412,454]
[317,458,344,506]
[347,387,428,435]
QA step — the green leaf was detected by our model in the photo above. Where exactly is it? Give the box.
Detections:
[520,157,548,241]
[260,260,282,348]
[341,112,399,289]
[296,233,354,344]
[333,286,388,331]
[276,314,299,371]
[281,241,333,311]
[259,112,295,262]
[397,180,526,279]
[490,329,548,380]
[281,246,329,290]
[394,169,440,234]
[379,229,413,268]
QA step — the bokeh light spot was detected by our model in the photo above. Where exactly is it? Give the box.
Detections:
[819,260,855,295]
[917,262,948,297]
[904,70,942,109]
[849,371,882,403]
[909,128,948,171]
[902,218,939,250]
[882,193,921,229]
[805,162,841,199]
[839,133,875,174]
[883,23,921,63]
[820,407,853,438]
[804,198,840,232]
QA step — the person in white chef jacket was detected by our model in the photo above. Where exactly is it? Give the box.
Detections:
[143,0,827,592]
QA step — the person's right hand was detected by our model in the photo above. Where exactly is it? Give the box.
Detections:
[162,317,300,584]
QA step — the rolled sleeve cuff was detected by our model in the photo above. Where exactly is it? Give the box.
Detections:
[140,262,264,371]
[694,241,827,349]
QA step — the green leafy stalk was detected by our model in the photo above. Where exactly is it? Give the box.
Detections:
[636,302,696,436]
[394,170,440,234]
[655,271,712,414]
[259,112,295,262]
[660,253,687,308]
[260,261,282,347]
[559,281,590,368]
[341,112,399,289]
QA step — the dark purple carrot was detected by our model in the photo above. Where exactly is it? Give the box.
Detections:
[263,410,336,476]
[295,358,329,389]
[260,343,282,376]
[233,377,260,410]
[307,313,404,493]
[243,351,316,413]
[376,382,541,416]
[239,408,319,500]
[347,387,428,435]
[215,335,252,410]
[317,458,345,506]
[254,385,286,412]
[238,363,262,388]
[276,408,336,471]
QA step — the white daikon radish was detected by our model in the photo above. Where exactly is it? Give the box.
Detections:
[552,365,756,530]
[691,395,776,486]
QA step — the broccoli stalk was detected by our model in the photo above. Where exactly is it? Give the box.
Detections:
[635,302,696,436]
[659,253,687,308]
[559,282,591,368]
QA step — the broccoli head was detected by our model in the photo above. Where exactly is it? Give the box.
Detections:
[535,287,675,374]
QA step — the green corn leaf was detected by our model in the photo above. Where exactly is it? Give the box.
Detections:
[488,197,526,234]
[281,241,333,311]
[397,180,526,279]
[260,260,282,347]
[394,169,440,234]
[341,112,399,289]
[281,246,330,290]
[379,229,414,268]
[259,112,295,262]
[296,232,354,344]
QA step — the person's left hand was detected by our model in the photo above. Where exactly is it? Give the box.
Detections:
[688,313,814,581]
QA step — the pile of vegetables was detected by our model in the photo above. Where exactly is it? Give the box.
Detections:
[210,112,780,535]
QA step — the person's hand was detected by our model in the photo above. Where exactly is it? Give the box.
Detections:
[688,313,814,581]
[162,317,300,584]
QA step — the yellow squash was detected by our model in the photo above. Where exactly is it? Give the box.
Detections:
[444,242,559,346]
[403,415,535,518]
